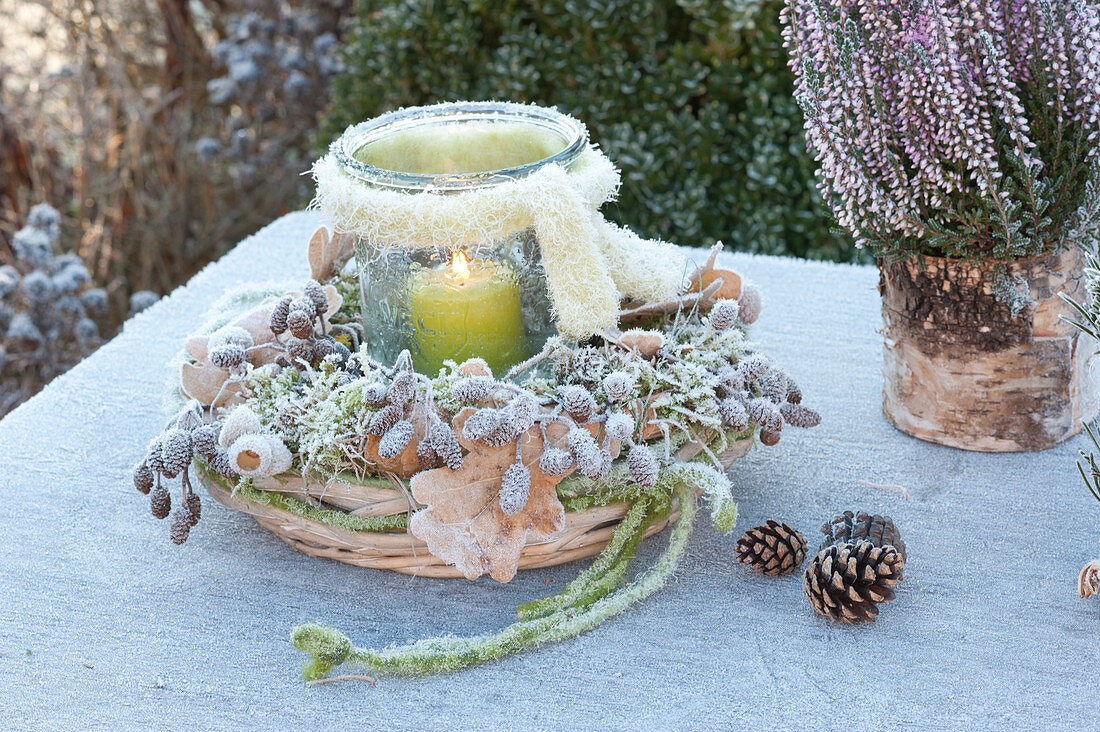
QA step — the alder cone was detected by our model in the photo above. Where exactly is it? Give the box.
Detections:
[734,520,806,576]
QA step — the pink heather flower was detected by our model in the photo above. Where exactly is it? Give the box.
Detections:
[782,0,1100,259]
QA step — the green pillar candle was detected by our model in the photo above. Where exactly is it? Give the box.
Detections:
[408,251,527,375]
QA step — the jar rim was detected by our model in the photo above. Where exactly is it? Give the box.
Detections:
[332,101,588,191]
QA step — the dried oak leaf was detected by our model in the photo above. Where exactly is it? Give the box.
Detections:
[409,408,618,582]
[308,225,357,282]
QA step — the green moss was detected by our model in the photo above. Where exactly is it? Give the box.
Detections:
[197,462,408,533]
[292,478,701,678]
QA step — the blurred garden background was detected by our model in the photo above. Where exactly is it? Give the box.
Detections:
[0,0,855,417]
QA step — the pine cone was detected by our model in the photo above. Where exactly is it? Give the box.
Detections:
[803,511,906,624]
[378,420,414,459]
[818,510,906,562]
[192,424,219,460]
[735,520,806,576]
[429,422,463,470]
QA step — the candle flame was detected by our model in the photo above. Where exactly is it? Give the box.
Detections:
[451,250,470,280]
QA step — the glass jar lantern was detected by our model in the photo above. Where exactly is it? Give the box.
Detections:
[331,102,587,375]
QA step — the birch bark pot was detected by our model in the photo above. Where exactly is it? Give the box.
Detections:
[878,246,1097,452]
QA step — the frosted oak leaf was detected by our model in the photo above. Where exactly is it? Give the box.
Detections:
[409,407,620,582]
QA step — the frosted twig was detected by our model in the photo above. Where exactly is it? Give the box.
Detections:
[307,674,376,686]
[858,479,909,500]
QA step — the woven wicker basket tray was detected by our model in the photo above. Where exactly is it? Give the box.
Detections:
[199,438,752,578]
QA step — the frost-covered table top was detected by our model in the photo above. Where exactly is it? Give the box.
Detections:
[2,211,1098,730]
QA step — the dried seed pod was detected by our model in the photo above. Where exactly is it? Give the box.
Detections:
[602,371,634,402]
[209,344,247,370]
[303,279,328,318]
[618,328,664,357]
[539,447,574,476]
[378,420,415,459]
[368,404,403,436]
[208,449,238,478]
[160,428,193,479]
[735,521,807,576]
[388,371,416,406]
[760,369,789,404]
[604,412,634,442]
[715,365,743,394]
[150,482,171,520]
[785,376,803,404]
[748,398,783,433]
[499,461,532,516]
[719,398,750,432]
[559,385,597,422]
[288,295,317,317]
[627,443,659,488]
[133,461,154,494]
[312,336,337,361]
[362,382,388,406]
[462,407,502,442]
[229,433,293,478]
[709,299,740,331]
[269,295,293,335]
[781,402,822,428]
[286,337,313,363]
[452,375,496,403]
[219,406,262,447]
[737,282,762,324]
[186,493,202,526]
[429,421,464,470]
[145,435,166,473]
[737,353,771,381]
[416,438,440,469]
[208,325,253,351]
[567,428,603,479]
[170,508,192,545]
[760,429,781,446]
[191,425,219,460]
[287,309,314,339]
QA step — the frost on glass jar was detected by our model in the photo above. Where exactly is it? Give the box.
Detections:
[328,102,587,375]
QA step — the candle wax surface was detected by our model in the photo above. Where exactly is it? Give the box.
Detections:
[408,259,527,375]
[354,122,567,176]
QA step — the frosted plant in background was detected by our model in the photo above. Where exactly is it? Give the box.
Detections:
[200,1,350,189]
[782,0,1100,259]
[0,204,157,417]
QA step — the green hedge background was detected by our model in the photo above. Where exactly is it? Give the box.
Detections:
[322,0,860,261]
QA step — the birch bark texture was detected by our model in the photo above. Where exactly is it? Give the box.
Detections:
[879,247,1098,452]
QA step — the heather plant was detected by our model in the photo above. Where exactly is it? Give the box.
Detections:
[323,0,854,261]
[782,0,1100,260]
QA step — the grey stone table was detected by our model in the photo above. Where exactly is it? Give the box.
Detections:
[2,212,1098,730]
